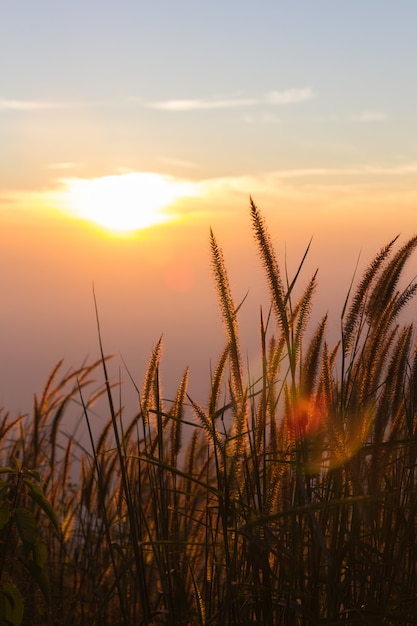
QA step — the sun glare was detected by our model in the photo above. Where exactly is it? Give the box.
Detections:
[60,172,199,233]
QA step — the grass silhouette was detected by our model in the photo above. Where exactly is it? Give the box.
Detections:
[1,200,417,624]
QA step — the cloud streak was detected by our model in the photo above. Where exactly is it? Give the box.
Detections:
[0,97,111,112]
[0,98,71,111]
[195,161,417,199]
[148,88,314,111]
[266,163,417,177]
[350,111,388,122]
[1,90,315,114]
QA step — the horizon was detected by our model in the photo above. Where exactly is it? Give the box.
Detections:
[1,1,417,420]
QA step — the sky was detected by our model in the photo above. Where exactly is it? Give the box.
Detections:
[1,1,417,427]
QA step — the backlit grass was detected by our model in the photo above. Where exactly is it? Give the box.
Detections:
[1,200,417,625]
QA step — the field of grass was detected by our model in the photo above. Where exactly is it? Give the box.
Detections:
[1,200,417,625]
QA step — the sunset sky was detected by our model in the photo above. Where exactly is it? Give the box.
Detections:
[1,1,417,422]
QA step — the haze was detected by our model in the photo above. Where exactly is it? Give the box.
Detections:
[1,1,416,424]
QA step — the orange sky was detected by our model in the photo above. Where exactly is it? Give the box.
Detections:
[2,180,417,422]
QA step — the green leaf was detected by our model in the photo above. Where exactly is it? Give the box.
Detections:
[22,480,60,536]
[32,537,47,568]
[13,508,39,548]
[20,558,51,606]
[0,479,9,498]
[0,583,24,626]
[22,468,42,483]
[0,468,14,475]
[0,501,10,531]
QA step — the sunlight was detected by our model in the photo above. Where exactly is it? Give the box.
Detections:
[60,172,199,233]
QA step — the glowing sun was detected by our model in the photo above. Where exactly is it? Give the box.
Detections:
[61,172,198,232]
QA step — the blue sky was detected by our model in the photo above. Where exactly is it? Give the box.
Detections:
[1,1,416,188]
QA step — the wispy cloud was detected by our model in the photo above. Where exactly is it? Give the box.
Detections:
[312,111,388,124]
[242,113,282,125]
[195,162,417,198]
[0,97,109,112]
[266,163,417,177]
[2,162,416,224]
[350,111,388,122]
[148,88,314,111]
[0,98,68,111]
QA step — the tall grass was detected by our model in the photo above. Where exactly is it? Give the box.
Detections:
[1,200,417,624]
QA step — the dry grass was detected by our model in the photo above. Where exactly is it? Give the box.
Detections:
[1,200,417,624]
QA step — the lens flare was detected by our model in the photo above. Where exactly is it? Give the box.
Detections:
[289,394,373,473]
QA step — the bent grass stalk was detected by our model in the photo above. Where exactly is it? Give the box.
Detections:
[0,202,417,624]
